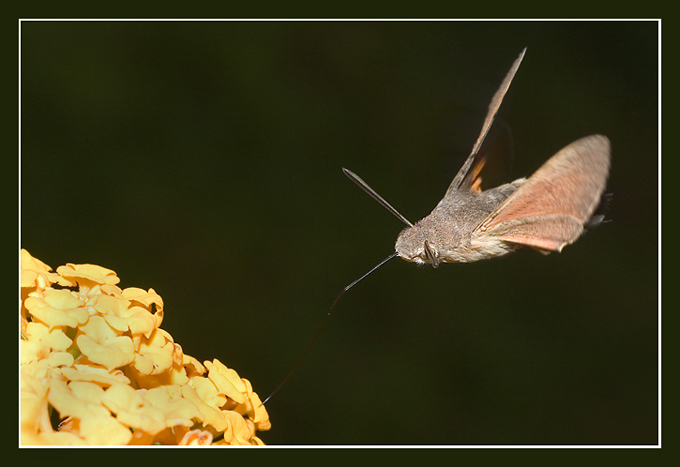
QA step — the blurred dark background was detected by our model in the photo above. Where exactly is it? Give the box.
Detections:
[20,21,658,445]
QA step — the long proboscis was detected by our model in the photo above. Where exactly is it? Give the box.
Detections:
[260,252,398,406]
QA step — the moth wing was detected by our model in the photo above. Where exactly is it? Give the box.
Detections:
[478,214,586,253]
[460,122,514,193]
[473,135,611,252]
[446,48,526,195]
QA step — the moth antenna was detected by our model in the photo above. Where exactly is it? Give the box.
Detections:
[342,168,413,227]
[260,252,398,406]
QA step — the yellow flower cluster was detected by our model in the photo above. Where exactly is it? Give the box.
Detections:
[20,249,270,446]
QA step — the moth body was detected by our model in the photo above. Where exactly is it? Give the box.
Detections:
[261,48,612,406]
[394,134,610,267]
[395,180,525,265]
[344,48,610,271]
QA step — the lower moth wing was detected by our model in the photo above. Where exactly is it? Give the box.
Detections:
[478,214,585,253]
[473,135,611,252]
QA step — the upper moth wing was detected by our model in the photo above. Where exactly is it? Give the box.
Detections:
[446,48,526,195]
[473,135,611,252]
[460,122,514,194]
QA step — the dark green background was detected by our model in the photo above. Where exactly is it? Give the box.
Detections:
[21,21,658,445]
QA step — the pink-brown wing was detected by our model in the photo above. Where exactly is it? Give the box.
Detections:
[474,135,611,252]
[447,48,526,195]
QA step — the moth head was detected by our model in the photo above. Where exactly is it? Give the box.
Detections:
[395,226,441,268]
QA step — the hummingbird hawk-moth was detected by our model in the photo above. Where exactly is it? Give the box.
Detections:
[344,48,610,267]
[261,48,611,405]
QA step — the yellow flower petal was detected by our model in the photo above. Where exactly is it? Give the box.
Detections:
[24,289,89,329]
[227,378,270,430]
[94,294,132,332]
[76,316,135,370]
[20,366,50,442]
[20,249,72,289]
[126,306,158,336]
[180,384,228,432]
[127,360,190,389]
[20,250,270,445]
[56,262,120,287]
[102,384,200,436]
[132,329,175,375]
[122,287,164,311]
[144,385,201,428]
[33,430,88,445]
[43,352,75,368]
[48,379,110,420]
[79,415,133,445]
[59,364,130,387]
[249,391,272,431]
[204,359,246,405]
[100,283,124,298]
[191,375,227,409]
[179,429,213,445]
[182,354,206,377]
[122,287,164,333]
[225,410,253,445]
[101,384,167,435]
[21,322,72,364]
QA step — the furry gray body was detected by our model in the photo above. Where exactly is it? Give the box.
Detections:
[396,179,525,264]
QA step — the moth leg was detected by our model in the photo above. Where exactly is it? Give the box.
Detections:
[423,240,440,268]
